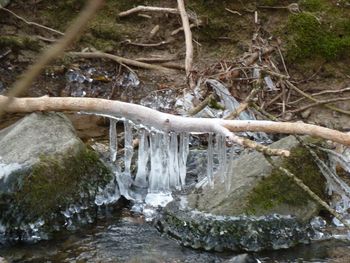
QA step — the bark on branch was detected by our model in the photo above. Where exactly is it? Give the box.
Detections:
[2,96,350,148]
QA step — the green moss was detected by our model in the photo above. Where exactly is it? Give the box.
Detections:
[299,0,328,12]
[0,36,41,52]
[284,11,350,62]
[5,147,112,225]
[246,144,327,214]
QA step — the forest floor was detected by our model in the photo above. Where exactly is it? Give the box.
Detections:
[0,0,349,139]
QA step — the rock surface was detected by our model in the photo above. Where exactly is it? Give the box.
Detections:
[188,136,326,221]
[0,112,113,241]
[158,136,327,252]
[157,200,312,252]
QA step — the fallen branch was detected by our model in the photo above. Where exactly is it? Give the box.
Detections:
[0,7,64,36]
[123,38,174,47]
[177,0,194,88]
[290,97,350,114]
[171,22,201,36]
[118,5,179,17]
[68,51,175,72]
[2,96,350,147]
[286,81,350,116]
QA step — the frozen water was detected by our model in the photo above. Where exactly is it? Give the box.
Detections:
[179,132,189,187]
[0,161,23,181]
[216,134,227,183]
[207,133,214,187]
[145,192,173,207]
[109,119,118,162]
[123,120,133,178]
[133,129,149,188]
[169,132,180,189]
[264,76,276,91]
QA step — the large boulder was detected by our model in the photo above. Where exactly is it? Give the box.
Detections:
[0,112,113,241]
[158,136,327,251]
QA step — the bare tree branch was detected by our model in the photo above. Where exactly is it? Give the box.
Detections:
[2,96,350,147]
[177,0,195,88]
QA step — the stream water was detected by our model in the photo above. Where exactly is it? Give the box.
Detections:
[1,206,350,263]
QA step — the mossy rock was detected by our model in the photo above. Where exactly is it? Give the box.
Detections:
[188,136,327,222]
[0,113,113,241]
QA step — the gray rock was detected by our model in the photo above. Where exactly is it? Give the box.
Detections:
[187,136,325,221]
[158,136,326,252]
[157,200,312,252]
[0,112,113,241]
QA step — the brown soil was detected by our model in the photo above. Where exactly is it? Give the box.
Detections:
[0,0,349,138]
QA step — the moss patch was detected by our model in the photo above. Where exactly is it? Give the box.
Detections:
[284,9,350,62]
[246,143,327,214]
[0,35,41,52]
[1,147,112,227]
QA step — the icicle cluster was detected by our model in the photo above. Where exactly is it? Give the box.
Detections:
[108,118,190,206]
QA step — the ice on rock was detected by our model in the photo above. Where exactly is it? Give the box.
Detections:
[134,129,149,188]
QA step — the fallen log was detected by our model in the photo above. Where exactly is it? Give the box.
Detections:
[1,96,350,147]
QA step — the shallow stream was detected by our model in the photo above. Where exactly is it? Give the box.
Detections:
[1,206,350,263]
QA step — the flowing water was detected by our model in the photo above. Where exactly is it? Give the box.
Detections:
[1,208,350,262]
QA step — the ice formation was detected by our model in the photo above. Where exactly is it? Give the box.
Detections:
[105,118,231,207]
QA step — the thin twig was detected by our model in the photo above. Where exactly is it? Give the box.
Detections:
[0,0,105,117]
[171,22,201,36]
[235,135,290,156]
[118,5,179,17]
[225,8,242,16]
[290,97,350,114]
[68,51,175,72]
[224,81,262,120]
[177,0,195,88]
[286,81,350,116]
[0,7,64,36]
[188,93,214,116]
[122,38,174,47]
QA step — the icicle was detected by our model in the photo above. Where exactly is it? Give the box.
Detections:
[148,132,163,193]
[124,120,133,177]
[179,132,189,187]
[169,132,180,189]
[146,132,174,207]
[134,129,149,188]
[216,134,227,183]
[207,133,214,187]
[109,119,118,162]
[160,132,170,192]
[225,147,236,192]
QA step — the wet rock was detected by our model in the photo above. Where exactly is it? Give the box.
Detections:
[158,136,327,252]
[0,113,113,241]
[157,200,312,252]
